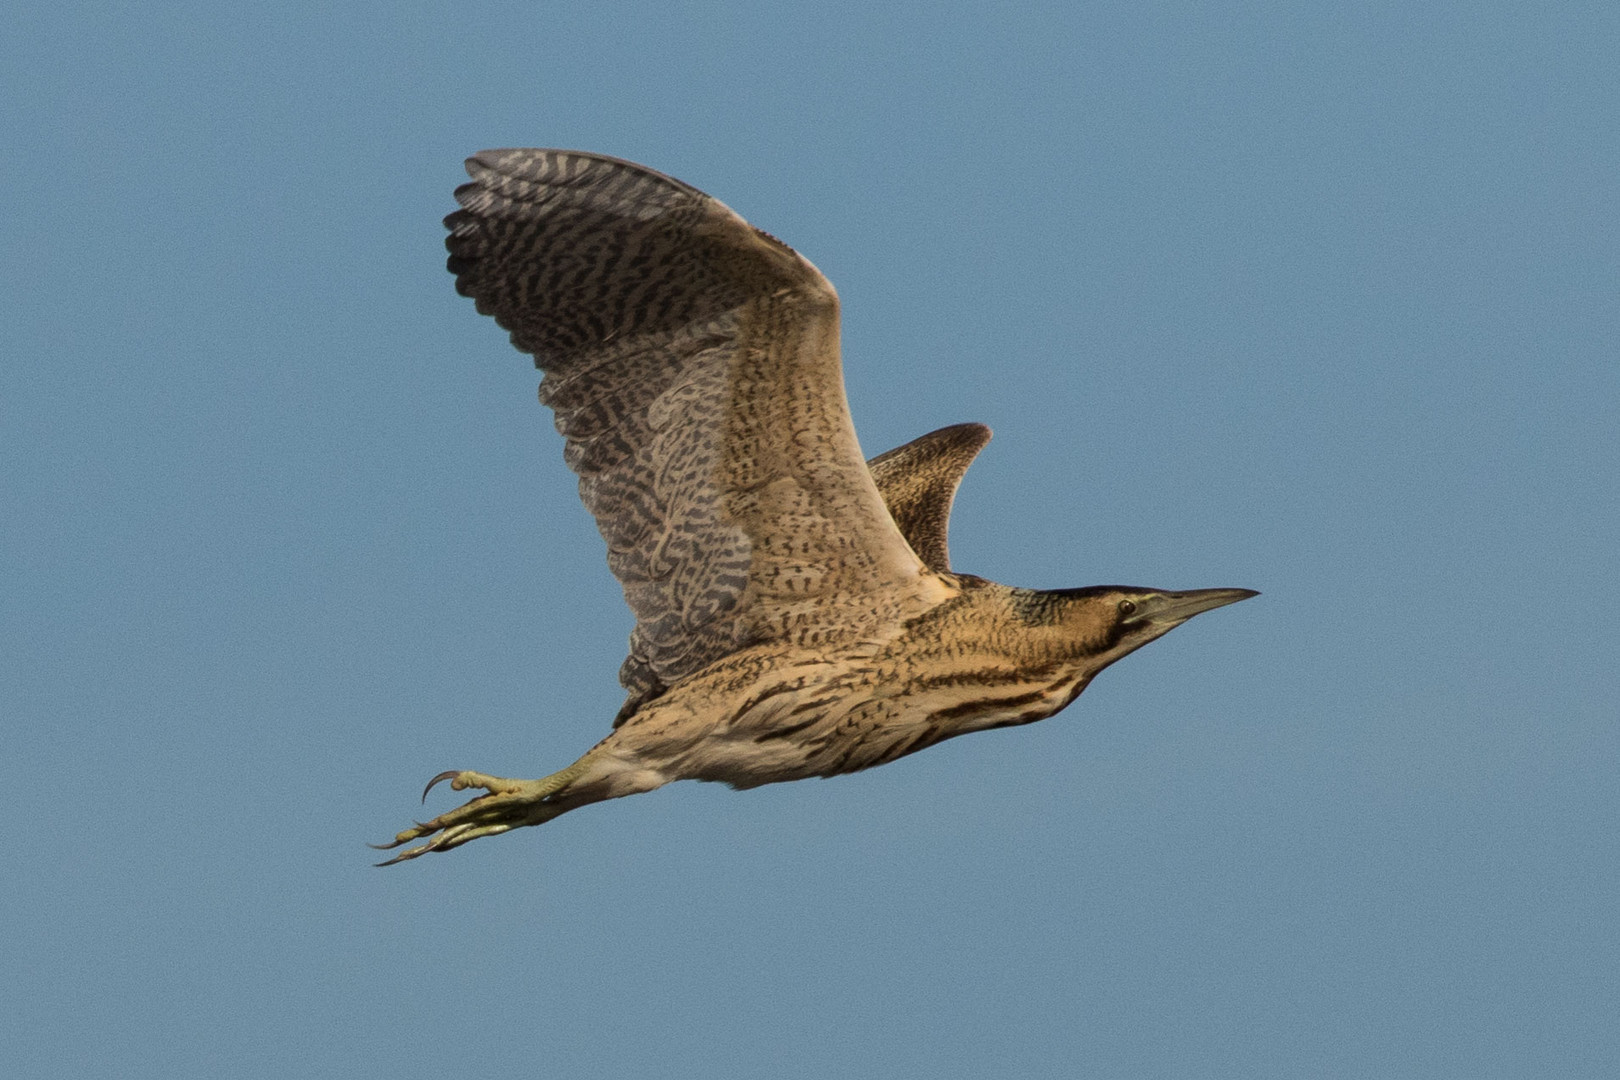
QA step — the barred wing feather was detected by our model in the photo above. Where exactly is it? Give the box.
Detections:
[444,149,945,718]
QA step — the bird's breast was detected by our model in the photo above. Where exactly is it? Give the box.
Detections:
[618,646,1085,788]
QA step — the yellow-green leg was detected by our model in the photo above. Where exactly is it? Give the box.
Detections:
[371,757,594,865]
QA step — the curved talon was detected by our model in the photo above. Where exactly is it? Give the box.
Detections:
[377,760,593,866]
[374,846,426,867]
[367,811,453,852]
[367,825,426,851]
[371,821,514,866]
[422,770,462,802]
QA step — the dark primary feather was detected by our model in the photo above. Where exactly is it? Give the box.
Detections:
[445,149,944,719]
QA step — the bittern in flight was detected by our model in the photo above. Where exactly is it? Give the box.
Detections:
[375,150,1255,864]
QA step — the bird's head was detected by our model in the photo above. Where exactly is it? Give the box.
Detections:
[1012,585,1258,675]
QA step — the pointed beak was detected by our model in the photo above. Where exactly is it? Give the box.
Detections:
[1126,587,1258,628]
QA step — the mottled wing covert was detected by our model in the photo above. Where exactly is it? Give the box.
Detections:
[866,423,991,573]
[445,150,945,718]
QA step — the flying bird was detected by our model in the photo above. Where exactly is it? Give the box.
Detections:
[375,149,1255,864]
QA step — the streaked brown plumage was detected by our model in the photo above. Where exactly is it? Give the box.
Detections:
[375,149,1255,864]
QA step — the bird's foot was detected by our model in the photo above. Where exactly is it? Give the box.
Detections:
[372,762,588,866]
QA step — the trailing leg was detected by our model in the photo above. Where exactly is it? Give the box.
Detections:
[372,748,667,865]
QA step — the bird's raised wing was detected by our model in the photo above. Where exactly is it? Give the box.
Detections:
[866,423,991,573]
[605,423,990,722]
[445,150,948,712]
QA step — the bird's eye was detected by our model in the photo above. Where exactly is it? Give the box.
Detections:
[1118,599,1137,616]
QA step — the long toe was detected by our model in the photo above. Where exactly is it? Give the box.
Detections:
[373,766,587,865]
[373,820,520,865]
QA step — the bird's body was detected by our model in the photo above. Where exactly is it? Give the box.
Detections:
[580,578,1115,791]
[376,150,1255,863]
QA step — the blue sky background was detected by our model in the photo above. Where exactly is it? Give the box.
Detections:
[4,2,1616,1077]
